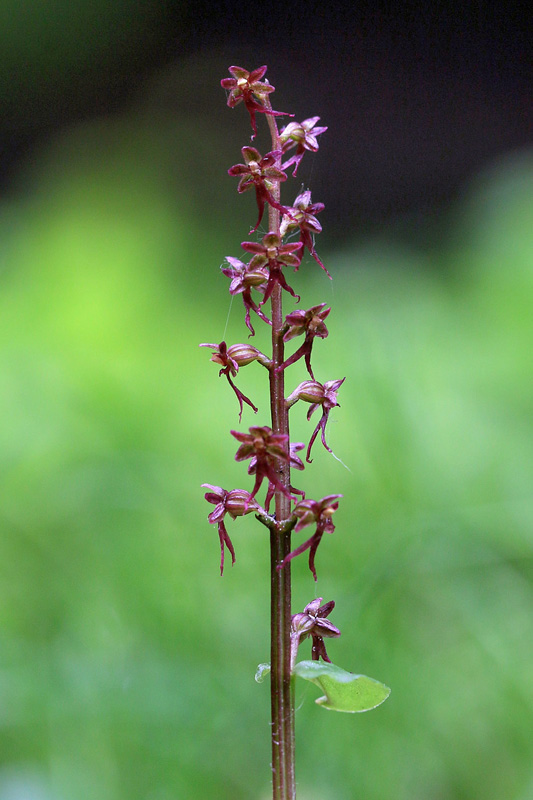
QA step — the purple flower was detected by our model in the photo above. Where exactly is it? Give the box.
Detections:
[277,304,331,379]
[286,378,345,462]
[228,147,289,233]
[231,426,293,503]
[199,341,270,421]
[241,232,303,306]
[260,440,306,511]
[221,256,272,335]
[202,485,263,575]
[220,65,291,139]
[279,495,342,580]
[279,117,328,176]
[280,191,330,278]
[290,597,341,668]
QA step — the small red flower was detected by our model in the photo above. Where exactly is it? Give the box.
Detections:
[202,485,263,575]
[231,426,293,503]
[228,147,289,233]
[277,304,331,379]
[291,597,341,667]
[279,495,342,580]
[286,378,345,462]
[221,65,291,139]
[221,256,272,335]
[280,191,330,278]
[199,341,270,421]
[279,117,328,176]
[241,232,303,306]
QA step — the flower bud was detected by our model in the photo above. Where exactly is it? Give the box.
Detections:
[286,381,325,407]
[226,343,271,369]
[225,489,258,518]
[227,343,261,366]
[291,612,316,636]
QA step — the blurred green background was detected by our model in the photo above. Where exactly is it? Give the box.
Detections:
[1,3,533,799]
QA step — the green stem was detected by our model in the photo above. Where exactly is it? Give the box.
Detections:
[265,102,296,800]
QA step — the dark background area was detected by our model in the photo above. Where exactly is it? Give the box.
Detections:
[2,0,531,240]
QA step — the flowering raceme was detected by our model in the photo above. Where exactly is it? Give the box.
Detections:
[205,65,345,573]
[202,64,390,795]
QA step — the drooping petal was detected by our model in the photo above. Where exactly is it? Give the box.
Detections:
[202,483,224,497]
[208,503,227,524]
[277,530,323,580]
[311,635,331,662]
[218,520,236,576]
[226,373,258,422]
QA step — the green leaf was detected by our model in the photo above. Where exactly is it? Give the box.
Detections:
[293,660,390,713]
[255,663,271,683]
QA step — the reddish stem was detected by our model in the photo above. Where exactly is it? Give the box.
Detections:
[265,100,296,800]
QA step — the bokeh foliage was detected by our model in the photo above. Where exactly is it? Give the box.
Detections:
[1,103,533,800]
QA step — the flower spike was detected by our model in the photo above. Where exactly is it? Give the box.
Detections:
[221,65,292,139]
[201,64,390,773]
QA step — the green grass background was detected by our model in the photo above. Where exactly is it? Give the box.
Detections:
[1,107,532,799]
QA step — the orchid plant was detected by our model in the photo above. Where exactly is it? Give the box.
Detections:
[202,65,390,800]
